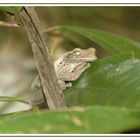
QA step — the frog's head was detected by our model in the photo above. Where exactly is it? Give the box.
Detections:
[67,48,97,62]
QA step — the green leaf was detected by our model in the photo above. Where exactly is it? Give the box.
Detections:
[0,7,22,16]
[59,26,140,109]
[0,96,23,103]
[59,26,140,58]
[65,53,140,109]
[0,106,140,133]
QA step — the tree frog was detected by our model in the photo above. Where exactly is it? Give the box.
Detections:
[24,47,97,105]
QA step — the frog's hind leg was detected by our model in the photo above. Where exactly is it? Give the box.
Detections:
[69,62,90,81]
[59,62,90,81]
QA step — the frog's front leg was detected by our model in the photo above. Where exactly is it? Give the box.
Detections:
[59,80,72,90]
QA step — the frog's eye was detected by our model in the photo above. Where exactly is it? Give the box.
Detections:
[59,61,64,65]
[74,51,80,56]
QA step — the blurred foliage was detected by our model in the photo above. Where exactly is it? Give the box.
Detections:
[0,7,22,16]
[1,7,140,56]
[36,7,140,41]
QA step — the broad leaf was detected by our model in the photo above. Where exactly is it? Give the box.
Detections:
[0,106,140,133]
[65,53,140,109]
[59,26,140,58]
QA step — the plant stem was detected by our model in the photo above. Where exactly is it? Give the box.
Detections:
[20,7,67,110]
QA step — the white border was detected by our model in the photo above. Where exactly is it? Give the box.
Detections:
[0,134,140,136]
[1,0,140,4]
[1,3,140,6]
[0,137,140,140]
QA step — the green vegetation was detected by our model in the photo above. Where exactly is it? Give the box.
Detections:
[0,7,140,134]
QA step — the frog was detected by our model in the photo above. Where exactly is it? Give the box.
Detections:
[24,47,97,105]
